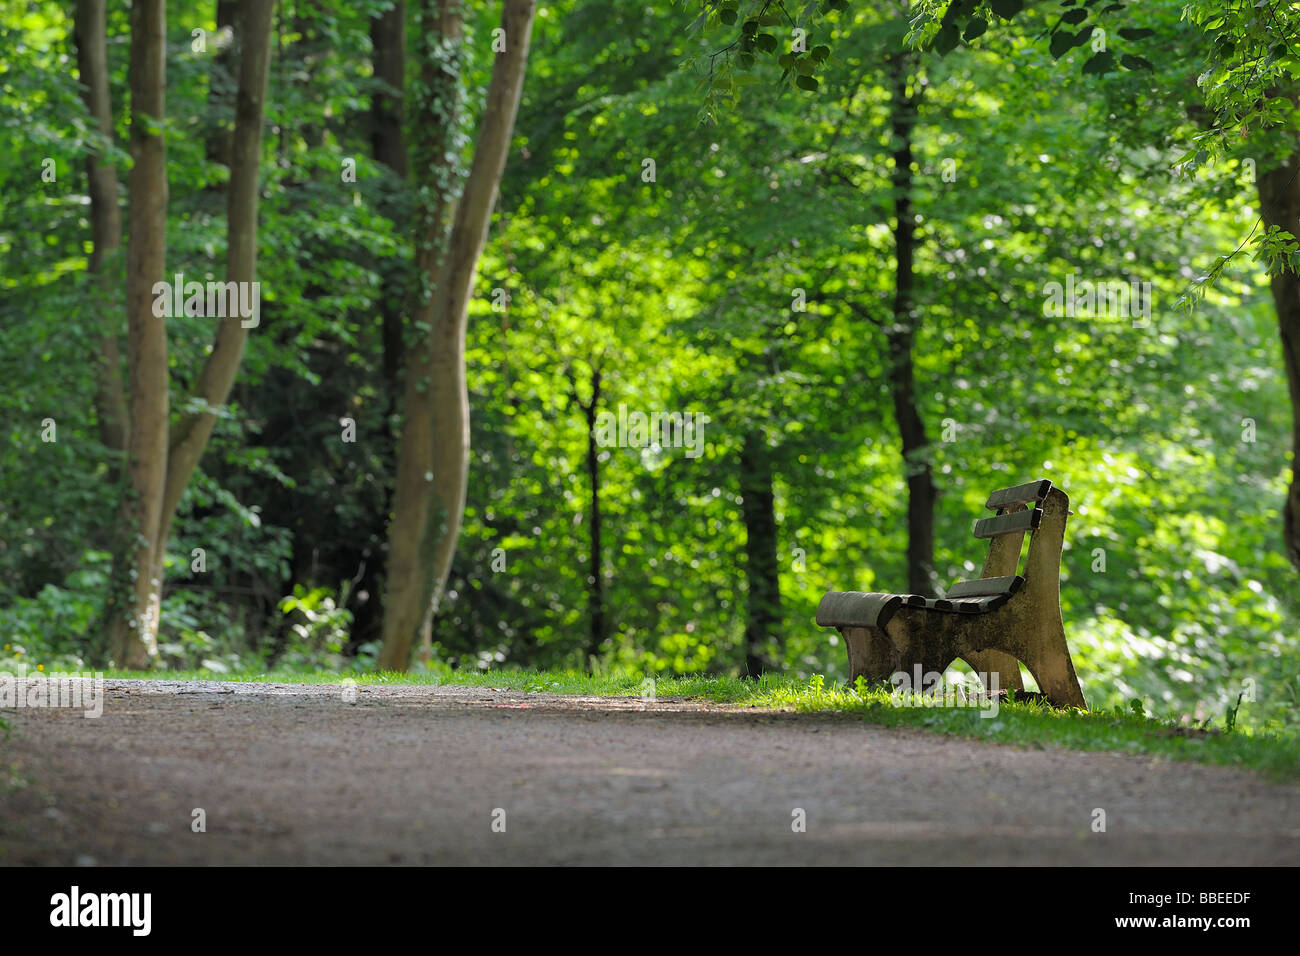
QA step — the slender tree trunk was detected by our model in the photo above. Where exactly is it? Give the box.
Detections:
[347,0,411,651]
[378,0,536,670]
[74,0,129,461]
[887,51,936,596]
[206,0,239,168]
[583,369,607,664]
[377,0,465,668]
[740,430,782,676]
[1258,159,1300,570]
[370,0,410,395]
[370,2,409,181]
[154,0,275,566]
[106,0,169,668]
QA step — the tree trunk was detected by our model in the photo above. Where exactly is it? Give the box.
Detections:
[377,0,466,669]
[206,0,239,168]
[155,0,275,563]
[370,2,409,181]
[378,0,536,670]
[347,0,411,652]
[583,369,607,665]
[887,51,936,596]
[1257,160,1300,570]
[740,430,782,676]
[74,0,129,462]
[106,0,169,668]
[370,0,410,394]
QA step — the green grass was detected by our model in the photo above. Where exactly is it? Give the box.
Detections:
[96,665,1300,781]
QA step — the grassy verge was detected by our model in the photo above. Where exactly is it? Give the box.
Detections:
[93,666,1300,781]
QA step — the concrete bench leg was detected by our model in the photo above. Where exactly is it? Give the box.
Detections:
[1019,622,1087,710]
[843,625,899,685]
[962,649,1024,695]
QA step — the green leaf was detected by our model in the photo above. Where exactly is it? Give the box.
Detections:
[964,18,988,41]
[755,32,778,53]
[1049,29,1076,58]
[1121,54,1153,71]
[795,73,819,91]
[933,22,960,54]
[810,44,831,62]
[1082,50,1116,74]
[720,8,738,25]
[1117,27,1154,40]
[989,0,1024,18]
[1062,9,1088,24]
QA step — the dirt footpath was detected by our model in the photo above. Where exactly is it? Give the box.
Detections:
[2,679,1297,865]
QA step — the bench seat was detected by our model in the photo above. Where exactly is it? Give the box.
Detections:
[817,574,1023,626]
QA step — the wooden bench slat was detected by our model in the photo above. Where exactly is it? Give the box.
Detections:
[946,575,1024,599]
[973,507,1042,539]
[984,478,1052,511]
[917,594,1008,614]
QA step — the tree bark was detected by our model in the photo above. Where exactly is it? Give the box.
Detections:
[74,0,129,461]
[740,430,782,676]
[378,0,536,670]
[106,0,169,668]
[1257,160,1300,570]
[887,51,936,596]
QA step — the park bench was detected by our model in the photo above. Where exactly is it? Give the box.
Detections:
[815,478,1088,709]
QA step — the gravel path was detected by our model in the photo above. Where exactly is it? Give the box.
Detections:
[2,679,1297,865]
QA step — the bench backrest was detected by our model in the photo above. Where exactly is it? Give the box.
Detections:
[948,478,1065,597]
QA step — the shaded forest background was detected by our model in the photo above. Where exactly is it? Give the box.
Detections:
[1,0,1297,730]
